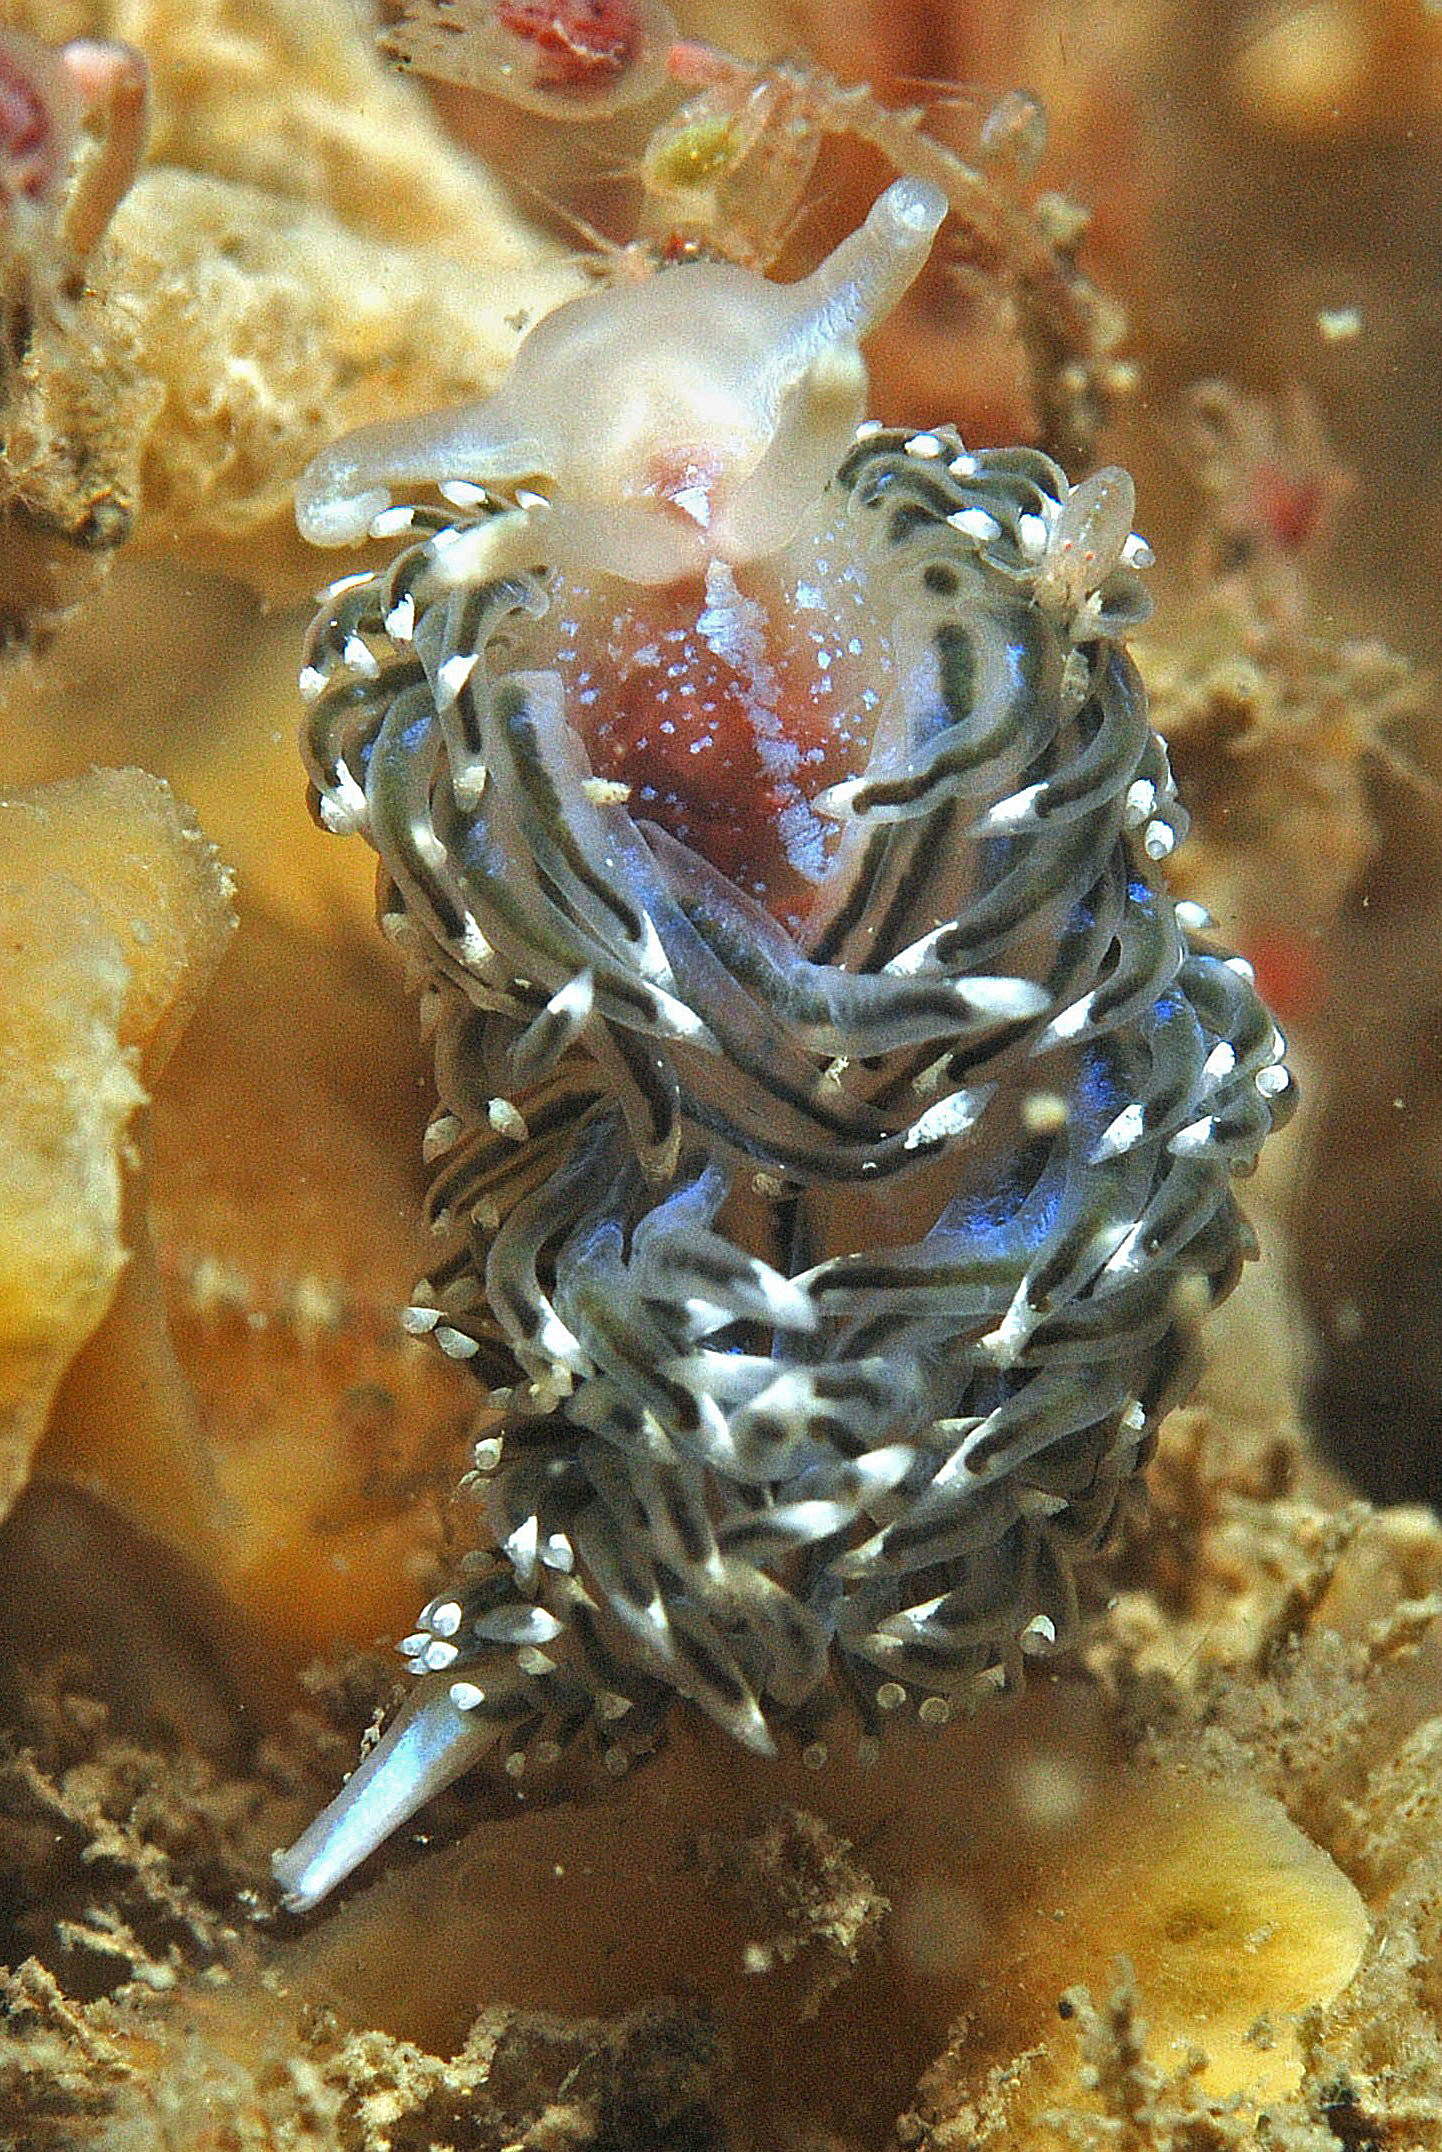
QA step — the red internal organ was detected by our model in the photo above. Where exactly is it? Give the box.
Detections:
[493,0,645,97]
[555,564,888,931]
[0,44,53,199]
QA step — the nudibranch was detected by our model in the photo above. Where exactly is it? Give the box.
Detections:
[275,178,1294,1910]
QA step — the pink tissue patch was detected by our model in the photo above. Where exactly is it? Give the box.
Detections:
[1241,928,1324,1028]
[1247,463,1329,560]
[0,32,147,274]
[493,0,646,97]
[0,42,55,203]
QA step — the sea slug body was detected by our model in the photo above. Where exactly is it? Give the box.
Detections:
[275,179,1294,1911]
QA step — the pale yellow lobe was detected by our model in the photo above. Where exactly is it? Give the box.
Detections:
[897,1756,1371,2123]
[0,877,141,1525]
[0,769,236,1527]
[1086,1774,1368,2101]
[0,767,236,1078]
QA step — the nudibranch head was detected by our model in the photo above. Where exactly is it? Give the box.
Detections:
[296,178,946,581]
[278,181,1295,1914]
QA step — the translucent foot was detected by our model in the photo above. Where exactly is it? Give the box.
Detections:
[272,1678,503,1912]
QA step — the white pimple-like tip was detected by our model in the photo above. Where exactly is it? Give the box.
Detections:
[980,1281,1039,1365]
[890,1592,948,1632]
[472,1603,563,1648]
[342,634,380,678]
[536,1305,585,1365]
[549,970,595,1024]
[299,487,390,550]
[886,176,948,237]
[369,505,417,539]
[1102,1221,1145,1275]
[318,570,374,603]
[488,1097,529,1141]
[733,1698,778,1758]
[697,1391,733,1451]
[851,1443,916,1496]
[414,828,449,875]
[541,1531,575,1574]
[422,1112,461,1164]
[1022,1090,1068,1135]
[317,768,369,836]
[813,776,865,822]
[884,924,954,979]
[646,985,714,1051]
[435,1326,480,1359]
[1039,991,1096,1047]
[904,1088,984,1150]
[437,652,479,707]
[1169,1115,1216,1156]
[948,506,1003,544]
[781,1498,855,1543]
[747,1258,816,1331]
[457,914,492,963]
[684,1295,734,1335]
[1124,778,1157,828]
[835,1525,888,1578]
[385,594,417,642]
[1202,1042,1237,1083]
[316,791,360,832]
[504,1512,541,1583]
[1017,511,1048,559]
[1095,1099,1147,1159]
[630,908,672,984]
[980,781,1046,830]
[1257,1064,1291,1097]
[430,523,502,588]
